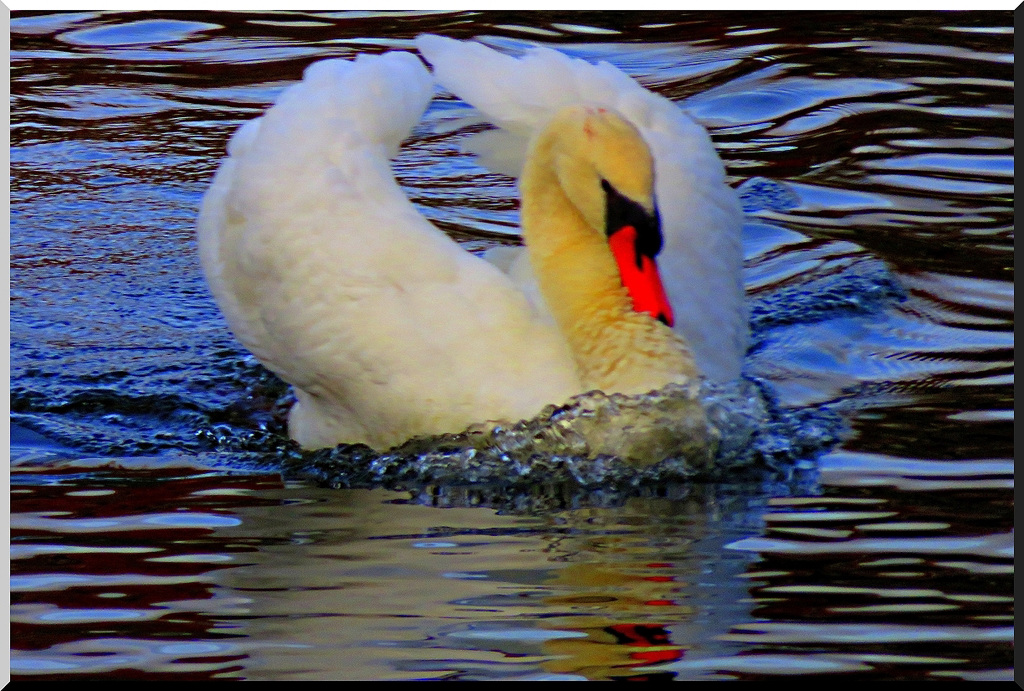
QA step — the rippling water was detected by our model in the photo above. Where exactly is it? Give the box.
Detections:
[10,11,1013,680]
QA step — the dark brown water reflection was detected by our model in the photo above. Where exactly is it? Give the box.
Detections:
[10,10,1013,681]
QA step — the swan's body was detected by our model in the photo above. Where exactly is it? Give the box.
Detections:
[197,37,746,451]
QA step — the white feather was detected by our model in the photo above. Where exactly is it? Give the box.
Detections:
[198,51,580,449]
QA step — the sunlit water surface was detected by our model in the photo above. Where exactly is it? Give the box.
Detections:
[10,10,1013,681]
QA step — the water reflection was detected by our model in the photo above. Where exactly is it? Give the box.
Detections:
[12,458,1011,680]
[162,483,764,680]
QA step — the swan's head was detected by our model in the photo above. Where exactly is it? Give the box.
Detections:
[543,106,654,227]
[530,105,673,326]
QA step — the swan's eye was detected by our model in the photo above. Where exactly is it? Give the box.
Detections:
[602,178,662,262]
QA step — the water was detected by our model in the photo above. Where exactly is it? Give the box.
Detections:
[10,10,1013,681]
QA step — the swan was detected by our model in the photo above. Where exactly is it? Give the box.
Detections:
[197,36,745,452]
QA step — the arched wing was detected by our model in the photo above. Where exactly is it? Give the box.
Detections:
[417,35,747,382]
[197,51,578,447]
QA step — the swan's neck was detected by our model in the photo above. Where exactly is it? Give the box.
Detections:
[520,140,698,395]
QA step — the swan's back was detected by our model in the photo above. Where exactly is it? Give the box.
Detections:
[197,51,580,449]
[417,36,748,383]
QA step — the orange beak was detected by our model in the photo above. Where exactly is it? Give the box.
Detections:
[608,225,674,326]
[602,179,674,327]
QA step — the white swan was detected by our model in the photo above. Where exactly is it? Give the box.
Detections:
[197,36,746,451]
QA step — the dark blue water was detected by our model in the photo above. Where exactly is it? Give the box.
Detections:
[10,11,1013,680]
